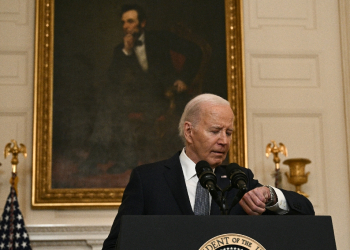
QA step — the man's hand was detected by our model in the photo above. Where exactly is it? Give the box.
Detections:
[123,33,135,54]
[173,80,187,93]
[239,186,271,215]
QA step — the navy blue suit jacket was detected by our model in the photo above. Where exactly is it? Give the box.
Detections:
[102,151,314,250]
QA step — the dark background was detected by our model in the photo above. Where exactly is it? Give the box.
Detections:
[51,0,228,188]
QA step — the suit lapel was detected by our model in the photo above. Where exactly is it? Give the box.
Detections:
[163,152,194,215]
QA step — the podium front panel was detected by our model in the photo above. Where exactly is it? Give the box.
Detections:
[117,215,336,250]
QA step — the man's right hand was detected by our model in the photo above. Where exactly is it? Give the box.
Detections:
[123,33,135,54]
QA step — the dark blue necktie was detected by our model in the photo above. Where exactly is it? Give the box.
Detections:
[194,181,209,215]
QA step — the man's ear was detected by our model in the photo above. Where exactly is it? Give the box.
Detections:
[141,20,146,28]
[184,121,193,144]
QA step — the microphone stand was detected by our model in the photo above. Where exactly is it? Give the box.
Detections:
[227,187,247,214]
[220,185,248,215]
[210,184,226,215]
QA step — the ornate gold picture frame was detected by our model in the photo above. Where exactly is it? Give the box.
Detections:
[32,0,246,208]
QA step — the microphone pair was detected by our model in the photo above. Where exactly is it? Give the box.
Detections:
[195,160,248,214]
[195,161,248,192]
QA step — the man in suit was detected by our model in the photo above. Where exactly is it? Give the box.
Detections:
[84,4,202,175]
[102,93,315,250]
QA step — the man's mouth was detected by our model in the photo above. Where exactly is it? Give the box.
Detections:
[212,151,225,155]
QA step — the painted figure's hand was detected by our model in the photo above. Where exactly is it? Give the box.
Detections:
[123,33,135,54]
[173,80,187,93]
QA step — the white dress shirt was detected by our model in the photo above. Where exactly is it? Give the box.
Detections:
[122,33,148,72]
[179,148,211,211]
[179,148,289,214]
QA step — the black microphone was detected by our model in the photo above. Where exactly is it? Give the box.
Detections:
[226,163,248,191]
[195,160,220,202]
[226,163,248,213]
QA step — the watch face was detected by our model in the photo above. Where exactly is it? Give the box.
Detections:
[265,185,275,207]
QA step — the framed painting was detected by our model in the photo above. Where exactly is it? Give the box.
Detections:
[32,0,246,208]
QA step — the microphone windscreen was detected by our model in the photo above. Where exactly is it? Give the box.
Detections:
[195,160,211,177]
[226,163,241,176]
[226,163,248,188]
[195,160,217,188]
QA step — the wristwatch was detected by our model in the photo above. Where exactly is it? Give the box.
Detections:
[264,185,276,207]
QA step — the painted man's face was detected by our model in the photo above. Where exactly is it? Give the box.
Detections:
[121,10,145,36]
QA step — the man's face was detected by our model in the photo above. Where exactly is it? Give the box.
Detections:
[184,104,234,168]
[121,10,145,36]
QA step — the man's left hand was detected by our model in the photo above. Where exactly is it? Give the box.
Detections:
[239,186,270,215]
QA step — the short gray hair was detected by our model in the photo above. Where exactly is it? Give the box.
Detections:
[178,93,231,144]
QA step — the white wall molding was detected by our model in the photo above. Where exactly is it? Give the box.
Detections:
[247,0,317,29]
[0,0,28,24]
[27,225,110,250]
[247,53,320,88]
[0,50,28,85]
[249,111,326,214]
[339,0,350,198]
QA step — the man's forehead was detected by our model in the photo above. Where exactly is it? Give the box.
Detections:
[201,104,233,117]
[122,10,138,20]
[200,105,233,123]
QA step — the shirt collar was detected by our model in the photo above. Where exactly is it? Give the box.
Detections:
[179,148,197,181]
[138,32,145,43]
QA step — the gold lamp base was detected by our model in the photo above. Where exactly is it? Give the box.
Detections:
[283,158,311,198]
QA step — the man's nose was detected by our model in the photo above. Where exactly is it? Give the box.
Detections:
[218,132,229,144]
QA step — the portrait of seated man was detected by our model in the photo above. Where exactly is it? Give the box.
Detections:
[81,4,204,180]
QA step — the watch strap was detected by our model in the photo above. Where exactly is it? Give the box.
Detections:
[264,185,276,207]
